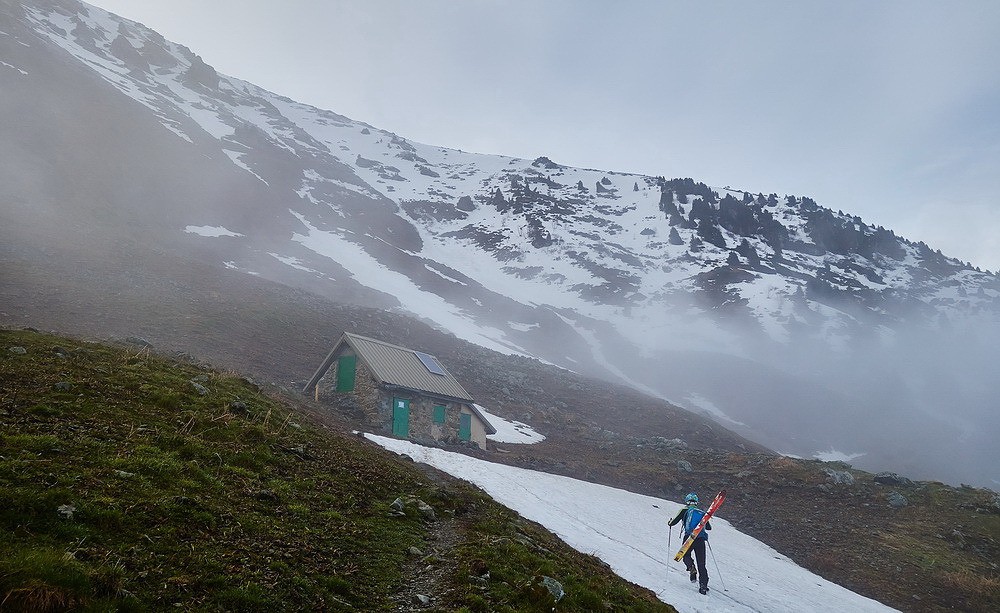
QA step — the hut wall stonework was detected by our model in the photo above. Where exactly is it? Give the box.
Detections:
[314,342,486,448]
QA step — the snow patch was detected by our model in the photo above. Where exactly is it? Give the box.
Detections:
[0,61,28,75]
[184,225,243,238]
[290,212,530,357]
[508,322,539,332]
[685,393,748,428]
[476,406,545,444]
[268,253,318,274]
[814,448,866,463]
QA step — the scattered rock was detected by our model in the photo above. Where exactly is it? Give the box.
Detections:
[413,594,430,605]
[190,381,208,396]
[408,546,423,556]
[736,470,753,479]
[125,336,152,348]
[57,504,76,520]
[887,491,908,508]
[283,445,314,460]
[113,470,135,478]
[874,472,913,487]
[526,575,564,605]
[8,346,27,355]
[677,460,693,473]
[229,399,249,414]
[654,437,688,450]
[53,381,73,391]
[415,499,436,521]
[951,529,967,548]
[823,468,855,485]
[191,374,209,383]
[388,496,436,520]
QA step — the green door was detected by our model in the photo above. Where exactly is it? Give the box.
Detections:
[336,355,356,392]
[459,412,472,441]
[392,398,410,437]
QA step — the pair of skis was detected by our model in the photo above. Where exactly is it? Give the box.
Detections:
[673,489,726,561]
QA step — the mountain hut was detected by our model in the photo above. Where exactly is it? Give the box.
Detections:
[302,332,495,449]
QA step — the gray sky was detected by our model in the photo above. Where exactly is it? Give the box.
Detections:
[88,0,1000,271]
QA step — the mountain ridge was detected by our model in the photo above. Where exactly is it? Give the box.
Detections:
[3,0,999,486]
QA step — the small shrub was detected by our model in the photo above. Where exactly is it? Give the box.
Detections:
[3,434,62,454]
[321,575,355,601]
[0,548,91,611]
[149,389,183,410]
[27,403,62,417]
[212,582,274,612]
[89,560,127,598]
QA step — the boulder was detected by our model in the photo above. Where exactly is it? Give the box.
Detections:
[823,468,855,486]
[874,472,913,487]
[887,491,908,508]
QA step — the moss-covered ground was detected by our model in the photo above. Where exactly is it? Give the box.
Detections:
[0,329,673,612]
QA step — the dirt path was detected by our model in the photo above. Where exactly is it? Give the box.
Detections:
[390,510,465,611]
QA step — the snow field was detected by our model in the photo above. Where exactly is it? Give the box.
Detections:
[367,435,897,613]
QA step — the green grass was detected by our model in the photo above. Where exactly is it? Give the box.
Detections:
[0,329,675,611]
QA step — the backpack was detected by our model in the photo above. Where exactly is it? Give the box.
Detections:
[684,507,708,540]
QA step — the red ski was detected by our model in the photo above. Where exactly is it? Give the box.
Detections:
[673,489,726,561]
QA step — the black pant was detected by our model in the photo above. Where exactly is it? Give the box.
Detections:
[683,537,708,588]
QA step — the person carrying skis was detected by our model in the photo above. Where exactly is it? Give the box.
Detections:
[668,492,712,594]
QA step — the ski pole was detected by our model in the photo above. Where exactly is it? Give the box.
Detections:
[707,540,727,591]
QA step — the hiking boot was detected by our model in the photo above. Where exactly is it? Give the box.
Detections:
[689,568,698,582]
[699,585,709,595]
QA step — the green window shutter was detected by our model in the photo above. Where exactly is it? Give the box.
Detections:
[459,413,472,441]
[433,405,446,424]
[336,355,356,392]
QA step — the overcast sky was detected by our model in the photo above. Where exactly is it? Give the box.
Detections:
[88,0,1000,272]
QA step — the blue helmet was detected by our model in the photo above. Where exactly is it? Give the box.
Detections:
[684,493,699,505]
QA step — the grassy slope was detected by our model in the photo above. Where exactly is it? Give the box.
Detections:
[0,329,674,612]
[2,247,997,611]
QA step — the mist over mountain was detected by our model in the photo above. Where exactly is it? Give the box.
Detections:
[3,0,999,487]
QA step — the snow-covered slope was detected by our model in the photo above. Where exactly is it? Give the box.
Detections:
[368,435,897,613]
[5,0,1000,486]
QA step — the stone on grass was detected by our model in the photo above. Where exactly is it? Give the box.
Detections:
[887,491,908,508]
[874,472,913,487]
[677,460,693,473]
[823,468,855,486]
[8,346,27,355]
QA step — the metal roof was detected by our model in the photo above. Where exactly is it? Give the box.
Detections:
[340,332,474,402]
